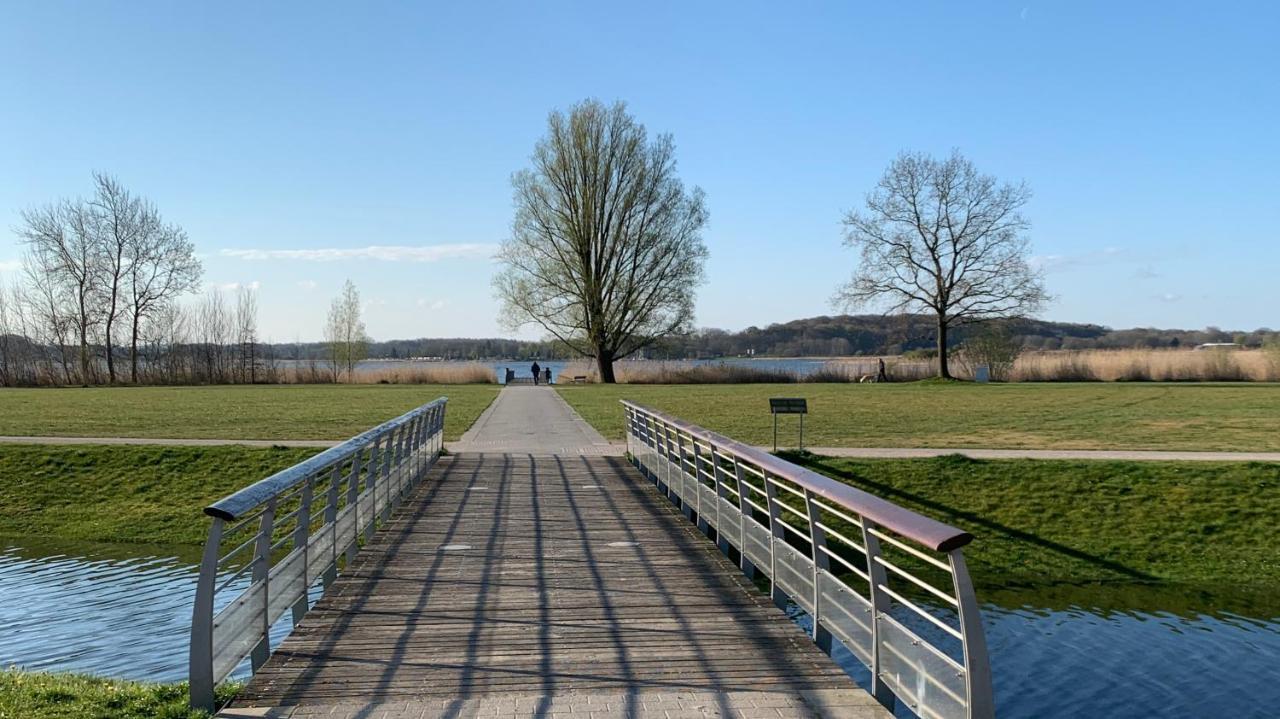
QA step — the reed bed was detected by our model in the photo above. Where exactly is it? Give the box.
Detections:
[279,363,496,384]
[560,349,1280,384]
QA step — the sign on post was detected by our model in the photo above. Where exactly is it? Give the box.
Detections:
[769,398,808,451]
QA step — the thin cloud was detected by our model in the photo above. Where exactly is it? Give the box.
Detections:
[220,244,497,263]
[1030,246,1126,272]
[416,298,450,310]
[0,259,21,273]
[1157,292,1182,303]
[297,280,318,290]
[207,280,261,292]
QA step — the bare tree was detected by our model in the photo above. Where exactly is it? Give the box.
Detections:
[325,280,368,382]
[91,173,144,383]
[494,99,709,383]
[17,201,104,383]
[835,150,1047,378]
[235,286,259,383]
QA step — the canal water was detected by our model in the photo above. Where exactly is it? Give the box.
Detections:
[2,539,1277,717]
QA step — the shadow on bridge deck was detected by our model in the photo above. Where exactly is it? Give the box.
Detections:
[224,453,887,718]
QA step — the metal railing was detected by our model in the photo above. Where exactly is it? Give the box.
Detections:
[188,398,448,711]
[622,401,994,719]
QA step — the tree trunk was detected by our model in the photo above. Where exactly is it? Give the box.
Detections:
[595,348,617,384]
[130,315,141,383]
[936,316,951,379]
[105,318,116,383]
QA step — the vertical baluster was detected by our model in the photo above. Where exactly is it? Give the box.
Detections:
[345,448,364,564]
[188,516,224,712]
[323,463,341,587]
[803,489,833,652]
[250,497,277,672]
[363,436,381,541]
[762,474,788,610]
[380,428,395,522]
[861,518,896,711]
[290,475,315,625]
[733,458,756,579]
[950,549,994,719]
[693,439,708,532]
[713,449,729,556]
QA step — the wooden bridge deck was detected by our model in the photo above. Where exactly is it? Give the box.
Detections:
[225,453,888,718]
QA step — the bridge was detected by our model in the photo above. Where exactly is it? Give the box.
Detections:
[191,387,992,718]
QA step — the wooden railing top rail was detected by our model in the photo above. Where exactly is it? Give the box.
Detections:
[620,400,972,552]
[204,397,449,521]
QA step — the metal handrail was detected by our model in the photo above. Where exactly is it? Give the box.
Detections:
[188,397,448,711]
[622,400,994,719]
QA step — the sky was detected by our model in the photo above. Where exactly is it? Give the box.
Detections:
[2,1,1277,342]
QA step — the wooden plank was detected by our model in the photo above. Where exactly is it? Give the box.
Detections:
[229,454,876,711]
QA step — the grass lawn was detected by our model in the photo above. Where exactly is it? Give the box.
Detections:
[557,382,1280,452]
[0,668,238,719]
[0,444,318,546]
[782,453,1280,591]
[0,384,499,441]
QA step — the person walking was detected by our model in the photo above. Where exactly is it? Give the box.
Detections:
[531,361,541,385]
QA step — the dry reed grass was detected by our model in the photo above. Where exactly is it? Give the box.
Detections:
[561,348,1280,384]
[279,363,496,384]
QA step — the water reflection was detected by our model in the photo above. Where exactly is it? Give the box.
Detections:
[789,582,1280,719]
[0,540,310,683]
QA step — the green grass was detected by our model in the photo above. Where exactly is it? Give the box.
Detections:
[0,444,318,546]
[0,669,238,719]
[0,384,499,441]
[557,382,1280,451]
[782,452,1280,591]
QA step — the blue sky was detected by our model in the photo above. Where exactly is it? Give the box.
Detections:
[2,1,1277,342]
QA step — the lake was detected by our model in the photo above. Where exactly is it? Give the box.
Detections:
[2,538,1276,716]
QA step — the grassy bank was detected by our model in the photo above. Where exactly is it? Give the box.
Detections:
[558,382,1280,452]
[0,384,498,441]
[0,669,238,719]
[0,444,318,546]
[783,453,1280,590]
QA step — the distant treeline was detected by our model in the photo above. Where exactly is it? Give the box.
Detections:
[342,315,1279,361]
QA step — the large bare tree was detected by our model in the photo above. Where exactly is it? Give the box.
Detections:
[835,150,1047,378]
[495,99,709,383]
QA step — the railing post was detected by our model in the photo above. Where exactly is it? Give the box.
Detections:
[951,549,995,719]
[693,439,709,533]
[714,450,730,556]
[861,518,897,711]
[345,449,363,564]
[733,458,756,579]
[323,463,341,587]
[763,473,788,610]
[188,516,223,712]
[363,437,381,541]
[804,489,833,653]
[291,475,314,625]
[250,497,277,672]
[380,429,395,523]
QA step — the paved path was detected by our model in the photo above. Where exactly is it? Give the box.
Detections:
[224,455,886,718]
[451,386,623,456]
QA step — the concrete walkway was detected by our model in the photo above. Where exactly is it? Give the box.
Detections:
[451,385,623,455]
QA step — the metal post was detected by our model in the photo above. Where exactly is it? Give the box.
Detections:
[803,489,832,652]
[380,429,395,523]
[696,437,706,532]
[323,463,341,587]
[250,497,277,672]
[733,458,756,579]
[363,438,381,541]
[773,412,778,452]
[799,413,804,451]
[291,476,314,625]
[345,450,363,564]
[188,517,223,712]
[861,518,896,711]
[763,475,788,610]
[951,549,995,719]
[689,437,703,526]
